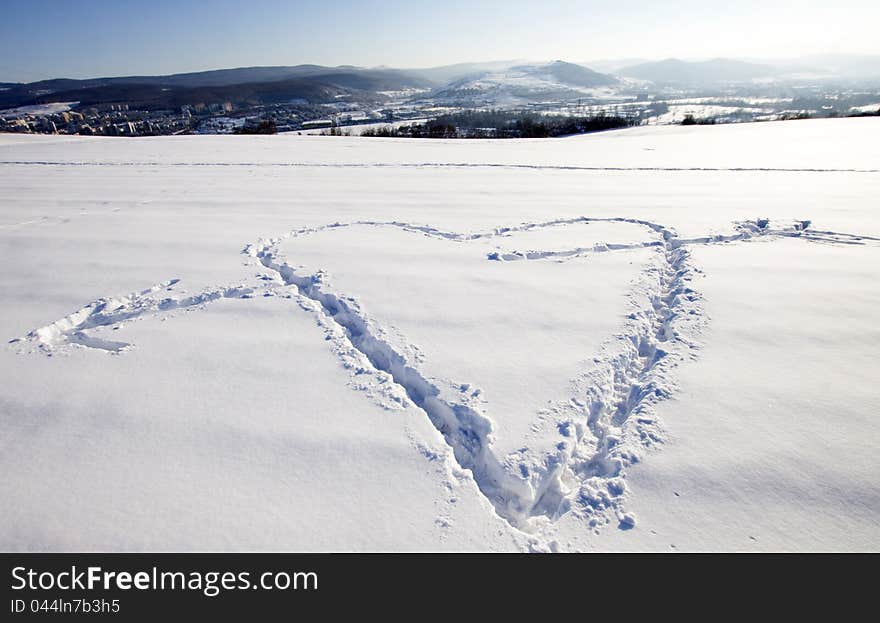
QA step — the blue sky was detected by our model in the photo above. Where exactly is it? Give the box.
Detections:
[2,0,878,82]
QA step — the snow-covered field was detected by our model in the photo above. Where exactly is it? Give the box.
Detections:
[651,104,765,124]
[1,118,878,552]
[286,119,431,136]
[0,102,79,118]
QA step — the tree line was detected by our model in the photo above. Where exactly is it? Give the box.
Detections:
[360,110,639,139]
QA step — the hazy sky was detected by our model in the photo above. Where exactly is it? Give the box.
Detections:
[2,0,878,81]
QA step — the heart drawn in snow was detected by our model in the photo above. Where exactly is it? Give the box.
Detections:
[15,216,872,544]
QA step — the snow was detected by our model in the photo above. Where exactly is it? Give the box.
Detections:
[584,238,880,551]
[651,104,764,124]
[2,117,876,174]
[850,102,880,113]
[195,116,246,134]
[1,117,879,551]
[0,101,79,118]
[276,223,653,462]
[286,118,430,136]
[432,68,618,106]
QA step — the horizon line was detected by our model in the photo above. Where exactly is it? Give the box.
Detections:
[5,51,880,84]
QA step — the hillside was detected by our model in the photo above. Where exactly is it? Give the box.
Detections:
[0,66,431,109]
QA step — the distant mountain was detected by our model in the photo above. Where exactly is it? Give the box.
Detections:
[298,70,431,92]
[581,58,652,74]
[525,61,617,88]
[0,66,431,109]
[405,60,525,85]
[790,54,880,79]
[617,58,778,84]
[118,65,341,87]
[6,55,872,114]
[8,79,349,111]
[409,60,616,89]
[426,61,616,105]
[150,65,433,91]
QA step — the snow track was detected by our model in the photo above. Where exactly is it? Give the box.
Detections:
[12,216,877,545]
[1,161,878,174]
[241,217,873,540]
[14,280,254,353]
